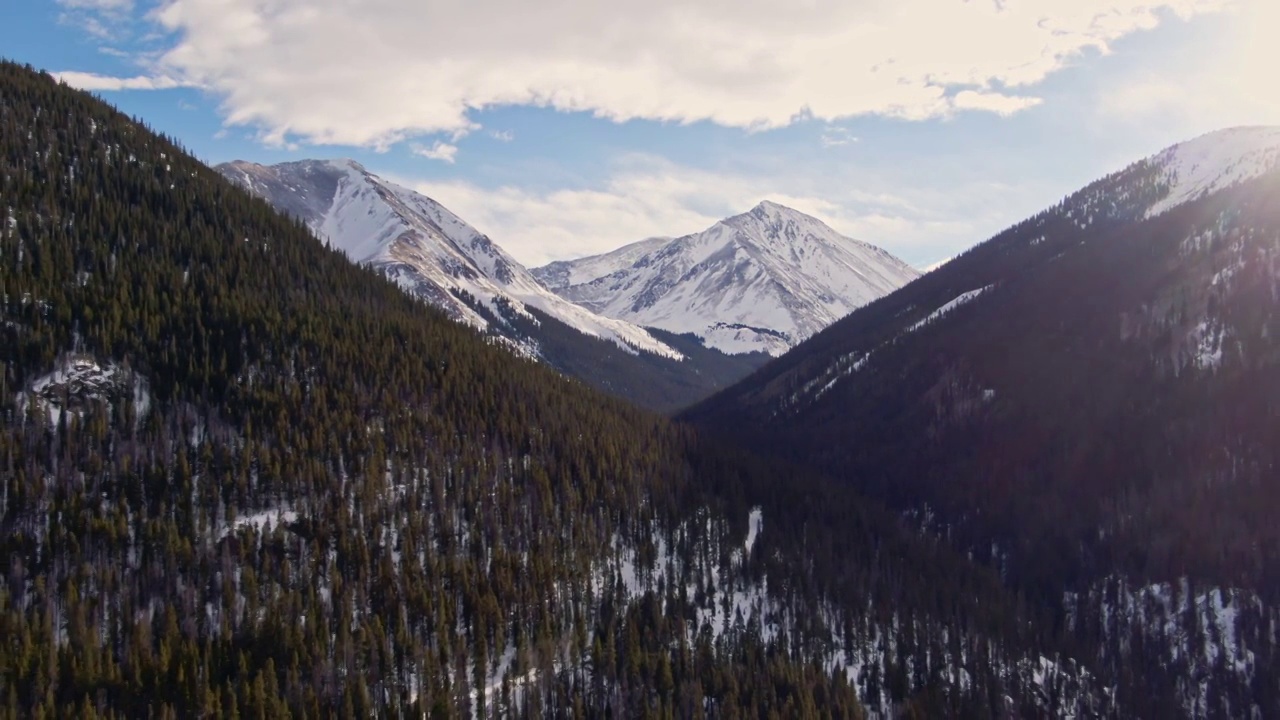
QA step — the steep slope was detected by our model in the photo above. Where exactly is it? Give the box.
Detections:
[533,202,920,356]
[217,159,772,410]
[1146,126,1280,216]
[1,62,1119,719]
[218,158,677,358]
[688,127,1280,717]
[533,235,671,289]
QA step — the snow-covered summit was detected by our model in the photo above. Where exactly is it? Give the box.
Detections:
[534,201,919,356]
[218,159,681,360]
[1146,126,1280,216]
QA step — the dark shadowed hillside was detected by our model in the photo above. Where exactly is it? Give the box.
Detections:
[688,128,1280,717]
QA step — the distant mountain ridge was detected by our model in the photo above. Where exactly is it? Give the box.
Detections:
[533,201,919,355]
[533,236,672,290]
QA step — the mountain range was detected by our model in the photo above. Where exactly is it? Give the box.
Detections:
[217,159,788,410]
[217,159,680,358]
[217,159,918,406]
[2,62,1098,718]
[9,57,1280,719]
[533,201,920,356]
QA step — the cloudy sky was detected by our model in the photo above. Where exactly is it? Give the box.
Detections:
[8,0,1280,267]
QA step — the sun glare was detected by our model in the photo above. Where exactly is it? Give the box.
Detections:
[1230,1,1280,116]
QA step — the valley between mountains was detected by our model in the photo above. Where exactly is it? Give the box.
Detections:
[215,158,919,410]
[5,59,1280,719]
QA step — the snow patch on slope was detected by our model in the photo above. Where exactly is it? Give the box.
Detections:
[596,508,783,648]
[1065,576,1265,717]
[904,285,995,334]
[1191,320,1226,370]
[1148,127,1280,217]
[745,508,763,555]
[220,507,299,539]
[782,285,996,413]
[17,354,151,426]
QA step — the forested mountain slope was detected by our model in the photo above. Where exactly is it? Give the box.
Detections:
[0,62,1111,718]
[688,127,1280,717]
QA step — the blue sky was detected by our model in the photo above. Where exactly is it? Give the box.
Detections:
[6,0,1279,267]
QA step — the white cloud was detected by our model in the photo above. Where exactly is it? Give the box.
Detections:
[68,15,114,39]
[952,90,1043,116]
[820,127,858,147]
[447,123,481,142]
[124,0,1232,148]
[1097,0,1280,133]
[57,0,135,40]
[411,141,459,164]
[53,71,191,91]
[490,130,515,142]
[400,155,1010,268]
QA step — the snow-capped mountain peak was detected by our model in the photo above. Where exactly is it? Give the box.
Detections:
[532,202,919,356]
[747,199,790,217]
[218,159,681,360]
